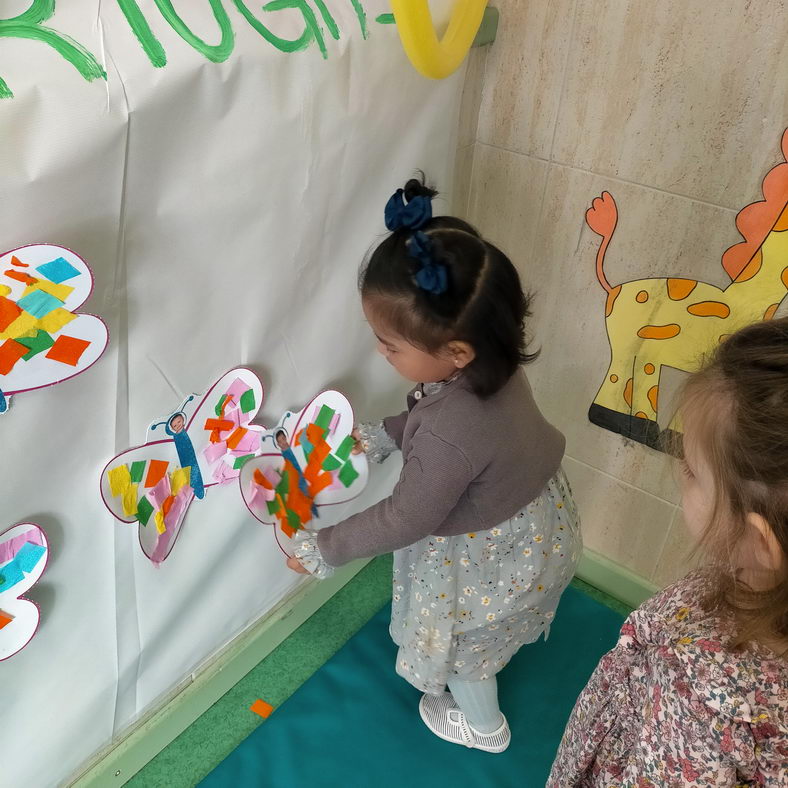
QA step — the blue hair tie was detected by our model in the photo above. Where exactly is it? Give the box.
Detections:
[384,188,433,231]
[408,231,448,296]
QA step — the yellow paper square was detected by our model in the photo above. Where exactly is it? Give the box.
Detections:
[38,307,76,333]
[108,464,132,497]
[122,484,139,517]
[23,280,75,302]
[0,311,38,340]
[170,466,191,495]
[154,510,166,535]
[0,285,10,297]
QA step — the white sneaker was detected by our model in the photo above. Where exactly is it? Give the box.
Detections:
[419,692,511,753]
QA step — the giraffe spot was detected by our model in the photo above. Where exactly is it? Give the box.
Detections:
[623,378,633,408]
[636,290,649,303]
[637,324,681,340]
[733,249,762,283]
[719,334,731,343]
[781,266,788,290]
[609,374,619,383]
[775,204,788,232]
[605,284,622,317]
[647,385,659,413]
[687,301,731,318]
[667,279,697,300]
[635,411,650,419]
[644,363,655,375]
[764,303,779,320]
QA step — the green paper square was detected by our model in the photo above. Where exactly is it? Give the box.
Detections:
[287,510,302,531]
[214,394,227,417]
[335,435,356,462]
[267,498,281,515]
[314,405,335,431]
[16,329,54,361]
[275,471,289,497]
[233,453,255,470]
[136,496,154,526]
[322,454,342,472]
[338,460,359,488]
[129,460,146,483]
[239,388,256,414]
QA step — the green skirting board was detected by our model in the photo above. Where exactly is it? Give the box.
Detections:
[200,585,625,787]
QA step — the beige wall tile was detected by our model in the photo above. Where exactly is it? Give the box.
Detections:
[466,143,549,260]
[552,0,788,209]
[451,143,475,219]
[563,456,676,578]
[651,508,698,588]
[523,163,741,503]
[458,47,488,148]
[477,0,577,158]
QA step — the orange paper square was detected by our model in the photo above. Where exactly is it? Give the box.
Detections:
[250,699,274,719]
[0,339,28,374]
[5,269,37,285]
[0,610,14,629]
[145,460,169,488]
[0,297,22,331]
[226,427,248,450]
[10,255,28,268]
[45,334,90,366]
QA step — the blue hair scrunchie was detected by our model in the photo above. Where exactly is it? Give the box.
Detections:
[408,231,448,296]
[384,188,433,231]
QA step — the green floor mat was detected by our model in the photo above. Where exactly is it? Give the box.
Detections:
[200,584,625,787]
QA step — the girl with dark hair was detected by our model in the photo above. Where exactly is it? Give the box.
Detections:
[288,177,582,753]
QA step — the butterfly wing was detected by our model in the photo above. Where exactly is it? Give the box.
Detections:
[182,367,266,491]
[240,390,368,549]
[0,244,108,398]
[0,523,49,661]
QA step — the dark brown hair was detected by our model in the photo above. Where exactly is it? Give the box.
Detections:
[359,177,537,397]
[680,317,788,649]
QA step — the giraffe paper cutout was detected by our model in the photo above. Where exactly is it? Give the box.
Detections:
[587,128,788,451]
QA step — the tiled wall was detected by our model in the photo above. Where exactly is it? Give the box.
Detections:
[453,0,788,587]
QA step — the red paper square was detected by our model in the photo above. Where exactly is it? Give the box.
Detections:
[45,334,90,366]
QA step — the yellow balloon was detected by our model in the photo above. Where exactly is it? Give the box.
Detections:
[390,0,487,80]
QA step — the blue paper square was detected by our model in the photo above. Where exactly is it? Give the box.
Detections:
[17,289,64,318]
[36,256,80,284]
[0,559,24,593]
[15,542,46,573]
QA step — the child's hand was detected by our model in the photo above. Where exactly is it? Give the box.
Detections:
[287,556,309,574]
[351,428,365,454]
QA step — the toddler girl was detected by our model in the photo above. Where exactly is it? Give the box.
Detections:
[548,317,788,785]
[288,178,582,753]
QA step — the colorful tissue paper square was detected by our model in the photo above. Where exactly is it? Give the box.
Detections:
[38,308,75,333]
[17,289,64,319]
[334,435,356,462]
[45,334,90,366]
[314,405,335,431]
[144,460,169,488]
[9,255,27,268]
[36,256,80,284]
[170,467,191,495]
[136,496,154,526]
[0,297,21,332]
[16,329,54,360]
[108,464,132,497]
[338,460,360,487]
[0,610,13,629]
[0,339,28,374]
[239,388,256,413]
[15,541,46,572]
[0,559,25,592]
[129,461,146,484]
[23,280,74,302]
[233,454,255,469]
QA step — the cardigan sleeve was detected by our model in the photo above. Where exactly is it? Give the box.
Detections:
[382,410,408,449]
[316,430,474,567]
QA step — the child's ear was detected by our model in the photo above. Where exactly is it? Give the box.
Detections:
[447,341,475,369]
[747,512,784,572]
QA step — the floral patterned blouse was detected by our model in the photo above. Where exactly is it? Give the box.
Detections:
[548,572,788,786]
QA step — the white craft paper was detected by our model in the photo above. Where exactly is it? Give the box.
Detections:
[0,2,464,785]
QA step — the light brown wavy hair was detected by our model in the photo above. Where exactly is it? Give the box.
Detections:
[678,317,788,651]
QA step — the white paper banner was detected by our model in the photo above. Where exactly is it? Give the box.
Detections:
[0,2,464,785]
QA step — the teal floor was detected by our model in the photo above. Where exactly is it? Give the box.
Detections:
[130,557,629,787]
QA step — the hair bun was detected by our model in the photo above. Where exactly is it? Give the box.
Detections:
[404,174,439,203]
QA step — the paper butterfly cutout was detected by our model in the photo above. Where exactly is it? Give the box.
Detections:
[100,368,266,564]
[0,523,49,661]
[0,244,109,414]
[239,390,369,556]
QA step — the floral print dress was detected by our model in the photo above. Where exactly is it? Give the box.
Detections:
[548,572,788,787]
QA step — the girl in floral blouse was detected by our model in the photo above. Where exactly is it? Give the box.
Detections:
[549,317,788,786]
